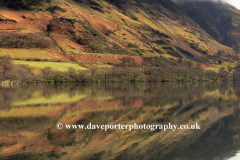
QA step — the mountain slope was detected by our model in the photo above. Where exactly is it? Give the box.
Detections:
[178,1,240,50]
[0,0,238,82]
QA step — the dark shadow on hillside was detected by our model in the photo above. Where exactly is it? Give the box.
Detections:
[176,46,207,64]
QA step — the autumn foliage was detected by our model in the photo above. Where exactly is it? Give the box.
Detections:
[0,31,51,49]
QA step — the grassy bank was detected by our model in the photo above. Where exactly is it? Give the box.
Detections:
[12,60,87,72]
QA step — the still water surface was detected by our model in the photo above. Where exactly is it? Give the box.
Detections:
[0,82,240,160]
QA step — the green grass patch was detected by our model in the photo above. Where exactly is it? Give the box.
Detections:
[204,67,219,73]
[12,60,88,71]
[12,93,88,106]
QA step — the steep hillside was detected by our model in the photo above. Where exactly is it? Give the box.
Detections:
[178,1,240,50]
[0,0,239,82]
[1,0,45,10]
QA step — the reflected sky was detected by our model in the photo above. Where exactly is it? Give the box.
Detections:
[228,151,240,160]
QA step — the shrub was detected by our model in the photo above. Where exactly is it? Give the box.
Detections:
[218,60,222,65]
[106,29,115,36]
[0,31,51,49]
[8,66,32,83]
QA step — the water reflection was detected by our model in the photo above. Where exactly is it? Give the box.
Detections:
[0,82,240,160]
[228,152,240,160]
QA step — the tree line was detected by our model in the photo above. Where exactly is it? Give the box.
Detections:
[0,56,236,84]
[0,31,51,49]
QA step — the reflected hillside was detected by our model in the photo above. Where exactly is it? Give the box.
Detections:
[173,110,240,160]
[0,82,240,160]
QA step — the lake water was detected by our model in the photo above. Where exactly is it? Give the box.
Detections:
[1,82,240,160]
